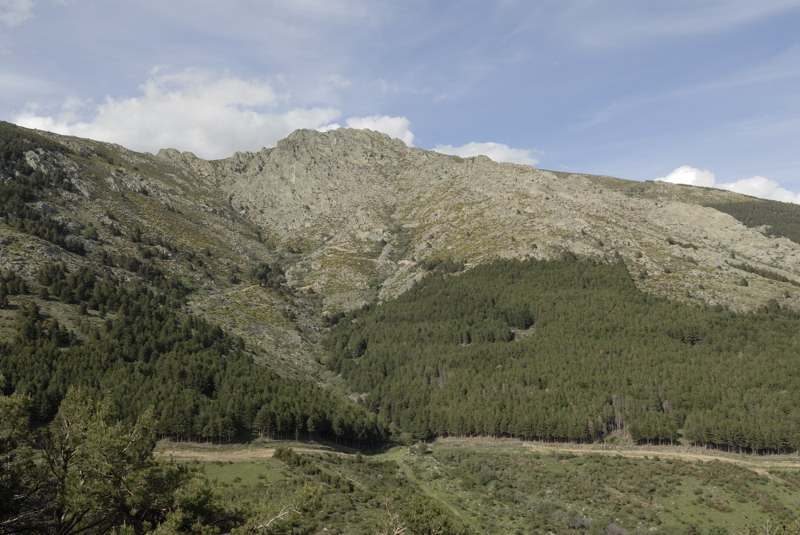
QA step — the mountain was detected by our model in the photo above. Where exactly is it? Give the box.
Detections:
[3,120,800,376]
[200,127,800,314]
[5,120,800,532]
[9,123,800,312]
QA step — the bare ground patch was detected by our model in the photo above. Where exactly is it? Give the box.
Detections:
[154,440,346,462]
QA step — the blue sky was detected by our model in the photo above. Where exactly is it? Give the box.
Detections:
[2,0,799,201]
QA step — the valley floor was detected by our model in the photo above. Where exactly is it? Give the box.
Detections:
[157,436,800,472]
[154,436,800,534]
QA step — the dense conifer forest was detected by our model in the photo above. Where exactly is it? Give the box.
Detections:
[324,257,800,452]
[1,261,386,446]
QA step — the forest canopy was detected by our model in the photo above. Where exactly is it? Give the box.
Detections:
[324,257,800,452]
[0,262,387,448]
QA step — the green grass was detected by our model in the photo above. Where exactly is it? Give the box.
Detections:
[173,440,800,534]
[202,460,284,487]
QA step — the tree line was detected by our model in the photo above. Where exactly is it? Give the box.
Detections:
[707,199,800,245]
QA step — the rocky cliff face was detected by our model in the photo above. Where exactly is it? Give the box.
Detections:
[15,124,800,315]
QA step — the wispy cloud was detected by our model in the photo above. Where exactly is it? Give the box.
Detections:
[265,0,380,24]
[574,42,800,133]
[0,69,51,95]
[555,0,800,48]
[326,74,352,88]
[0,0,34,27]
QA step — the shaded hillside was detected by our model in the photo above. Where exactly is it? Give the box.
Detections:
[705,199,800,245]
[0,121,327,379]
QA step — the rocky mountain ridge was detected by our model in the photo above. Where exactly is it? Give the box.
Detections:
[164,127,800,313]
[6,122,800,319]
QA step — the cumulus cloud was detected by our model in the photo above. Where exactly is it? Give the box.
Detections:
[718,176,800,204]
[656,165,800,204]
[0,0,34,26]
[433,141,539,166]
[14,68,341,159]
[655,165,717,188]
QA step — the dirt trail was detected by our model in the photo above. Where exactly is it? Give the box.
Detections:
[435,437,800,473]
[155,444,340,462]
[206,284,259,298]
[156,438,800,474]
[522,443,800,478]
[156,446,277,462]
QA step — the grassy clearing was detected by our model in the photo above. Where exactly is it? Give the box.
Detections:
[160,439,800,534]
[202,460,284,487]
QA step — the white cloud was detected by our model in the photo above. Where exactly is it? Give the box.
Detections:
[342,115,415,146]
[655,165,717,187]
[13,68,416,156]
[14,68,341,159]
[0,0,34,26]
[718,176,800,204]
[433,141,539,166]
[656,165,800,204]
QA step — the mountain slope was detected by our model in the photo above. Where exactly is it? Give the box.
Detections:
[6,121,800,534]
[0,121,389,445]
[4,121,800,375]
[198,127,800,313]
[322,256,800,451]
